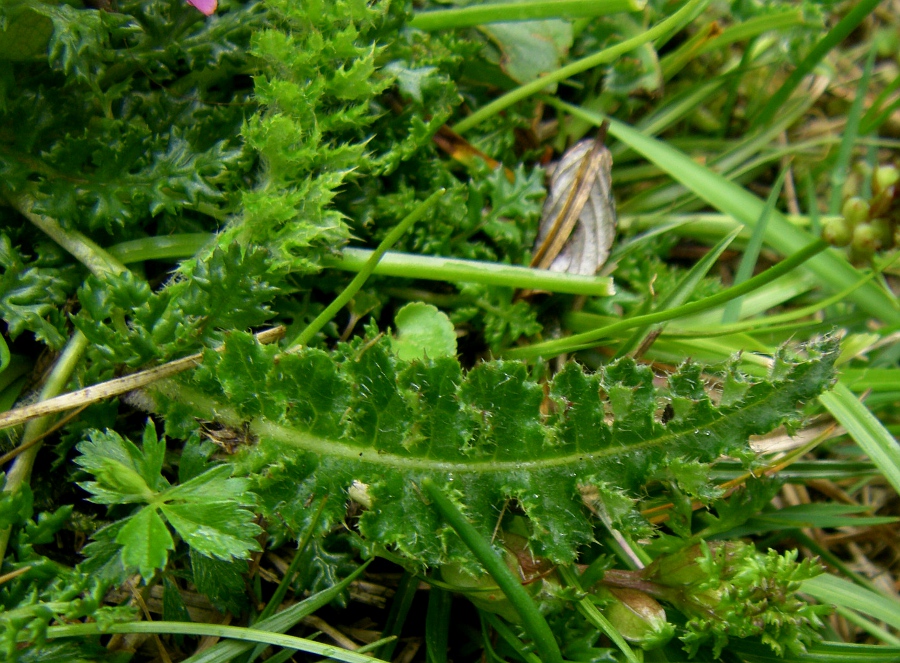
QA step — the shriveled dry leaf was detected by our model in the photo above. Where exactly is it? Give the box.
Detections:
[531,132,617,276]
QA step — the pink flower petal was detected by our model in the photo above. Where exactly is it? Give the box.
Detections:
[187,0,217,16]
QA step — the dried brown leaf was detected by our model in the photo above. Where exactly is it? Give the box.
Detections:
[531,131,617,276]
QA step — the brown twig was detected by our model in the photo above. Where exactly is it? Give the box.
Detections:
[0,327,284,432]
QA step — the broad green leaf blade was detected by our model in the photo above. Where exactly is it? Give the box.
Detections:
[162,464,253,503]
[75,427,166,503]
[819,381,900,496]
[116,506,174,580]
[556,102,900,326]
[480,20,573,89]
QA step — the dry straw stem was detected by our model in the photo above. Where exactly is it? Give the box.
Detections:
[0,327,285,432]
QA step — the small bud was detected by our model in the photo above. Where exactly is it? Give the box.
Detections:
[842,168,863,199]
[441,562,521,623]
[870,218,893,247]
[602,587,674,649]
[348,480,372,509]
[822,216,853,247]
[873,165,900,195]
[841,197,870,227]
[852,222,881,253]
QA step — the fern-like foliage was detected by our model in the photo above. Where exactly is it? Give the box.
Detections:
[146,332,839,568]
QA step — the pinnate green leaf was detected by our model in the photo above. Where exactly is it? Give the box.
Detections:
[152,331,840,568]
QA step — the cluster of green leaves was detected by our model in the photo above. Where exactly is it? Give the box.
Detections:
[0,0,261,234]
[0,234,81,349]
[0,479,135,660]
[642,541,828,656]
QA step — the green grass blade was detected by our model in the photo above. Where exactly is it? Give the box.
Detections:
[409,0,644,31]
[698,10,806,56]
[425,588,452,663]
[421,478,564,663]
[751,0,882,129]
[829,46,876,214]
[819,381,900,496]
[555,103,900,326]
[802,574,900,631]
[180,563,371,663]
[730,640,900,662]
[835,605,900,646]
[47,620,386,663]
[615,227,740,357]
[504,239,827,360]
[722,168,786,323]
[374,570,418,661]
[451,0,707,134]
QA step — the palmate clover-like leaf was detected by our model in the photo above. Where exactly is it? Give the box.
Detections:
[76,421,261,581]
[149,332,839,570]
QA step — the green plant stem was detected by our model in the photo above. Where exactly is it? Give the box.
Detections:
[6,190,128,277]
[0,194,129,562]
[409,0,643,30]
[107,233,210,264]
[0,331,89,561]
[288,189,445,348]
[450,0,707,134]
[44,621,387,663]
[751,0,882,129]
[420,478,564,663]
[504,239,828,360]
[107,235,614,296]
[829,44,876,214]
[722,167,787,323]
[327,249,614,295]
[558,566,640,663]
